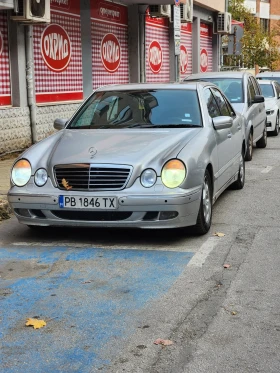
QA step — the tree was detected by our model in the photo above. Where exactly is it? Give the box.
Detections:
[227,0,280,69]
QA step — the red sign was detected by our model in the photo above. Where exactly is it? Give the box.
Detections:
[41,24,72,72]
[200,48,208,73]
[101,33,121,73]
[91,1,128,25]
[180,45,188,74]
[0,31,3,57]
[148,40,163,74]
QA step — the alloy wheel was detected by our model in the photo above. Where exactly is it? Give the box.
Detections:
[202,177,211,225]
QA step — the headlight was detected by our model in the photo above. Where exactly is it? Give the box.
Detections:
[34,168,48,187]
[161,159,186,189]
[11,159,32,187]
[141,169,157,188]
[266,109,274,116]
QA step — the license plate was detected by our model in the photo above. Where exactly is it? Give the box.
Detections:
[59,196,117,209]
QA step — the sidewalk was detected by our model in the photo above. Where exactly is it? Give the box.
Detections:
[0,155,18,220]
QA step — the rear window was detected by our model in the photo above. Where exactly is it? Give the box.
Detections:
[258,76,280,84]
[259,84,275,98]
[187,78,244,104]
[68,89,202,129]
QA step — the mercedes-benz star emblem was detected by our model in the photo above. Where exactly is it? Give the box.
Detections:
[89,147,97,158]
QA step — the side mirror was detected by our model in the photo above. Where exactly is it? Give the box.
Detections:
[54,118,68,130]
[253,95,265,104]
[213,116,233,130]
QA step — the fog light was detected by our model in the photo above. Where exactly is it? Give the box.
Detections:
[159,211,178,220]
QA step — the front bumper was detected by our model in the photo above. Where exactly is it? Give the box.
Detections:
[8,181,202,229]
[266,111,277,131]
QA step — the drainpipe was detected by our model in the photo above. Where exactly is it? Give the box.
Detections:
[139,5,148,82]
[25,25,38,144]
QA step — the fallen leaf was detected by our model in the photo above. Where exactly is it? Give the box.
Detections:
[231,311,237,315]
[214,232,226,237]
[223,264,231,269]
[25,318,46,329]
[154,338,173,346]
[62,178,72,190]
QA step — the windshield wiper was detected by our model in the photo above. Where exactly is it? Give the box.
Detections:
[128,124,201,128]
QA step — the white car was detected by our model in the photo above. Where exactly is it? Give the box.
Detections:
[258,80,280,136]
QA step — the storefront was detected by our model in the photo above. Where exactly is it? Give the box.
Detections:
[91,0,129,89]
[200,22,213,73]
[33,1,83,104]
[0,11,11,106]
[180,22,192,79]
[145,10,170,82]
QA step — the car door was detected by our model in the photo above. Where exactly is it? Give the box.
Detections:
[203,88,233,191]
[211,87,241,177]
[247,77,259,139]
[251,76,266,140]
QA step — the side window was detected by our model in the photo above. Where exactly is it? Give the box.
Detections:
[203,88,221,118]
[211,88,231,116]
[252,77,261,95]
[275,83,280,99]
[248,79,256,106]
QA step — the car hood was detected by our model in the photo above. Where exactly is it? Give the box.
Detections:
[45,128,201,174]
[231,102,245,115]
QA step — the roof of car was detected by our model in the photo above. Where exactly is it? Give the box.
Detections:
[256,72,280,77]
[184,71,252,80]
[258,80,275,84]
[95,82,216,91]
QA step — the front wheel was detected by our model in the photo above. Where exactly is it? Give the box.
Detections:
[256,127,267,148]
[272,113,279,136]
[245,131,253,161]
[231,151,245,190]
[194,170,212,235]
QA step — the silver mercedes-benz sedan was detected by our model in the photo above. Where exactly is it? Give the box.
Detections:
[8,82,246,235]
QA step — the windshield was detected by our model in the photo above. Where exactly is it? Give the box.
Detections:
[258,76,280,84]
[259,84,275,98]
[188,78,244,104]
[68,89,202,129]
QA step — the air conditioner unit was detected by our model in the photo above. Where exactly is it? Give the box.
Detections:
[11,0,50,23]
[180,0,193,23]
[149,5,171,18]
[217,12,232,34]
[0,0,14,10]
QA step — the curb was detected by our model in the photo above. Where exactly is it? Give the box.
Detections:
[0,198,12,221]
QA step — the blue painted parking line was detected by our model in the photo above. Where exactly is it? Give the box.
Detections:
[0,246,194,373]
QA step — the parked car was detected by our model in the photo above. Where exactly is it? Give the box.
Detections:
[184,71,267,161]
[258,80,280,136]
[256,71,280,84]
[8,82,246,235]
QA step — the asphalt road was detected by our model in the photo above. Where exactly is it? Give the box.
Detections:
[1,135,280,373]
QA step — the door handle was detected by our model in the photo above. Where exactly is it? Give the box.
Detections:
[227,132,232,138]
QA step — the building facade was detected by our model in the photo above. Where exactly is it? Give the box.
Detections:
[0,0,225,154]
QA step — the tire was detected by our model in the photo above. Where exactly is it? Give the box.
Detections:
[245,131,253,161]
[256,126,267,148]
[271,113,279,136]
[231,151,245,190]
[194,170,212,235]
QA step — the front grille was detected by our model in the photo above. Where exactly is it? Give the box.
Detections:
[54,164,133,191]
[51,210,132,221]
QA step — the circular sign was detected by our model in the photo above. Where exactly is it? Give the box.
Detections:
[200,48,208,73]
[0,31,3,57]
[174,0,180,6]
[41,24,72,72]
[101,33,121,73]
[148,40,163,74]
[180,45,188,74]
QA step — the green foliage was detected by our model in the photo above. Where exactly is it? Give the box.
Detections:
[227,0,280,69]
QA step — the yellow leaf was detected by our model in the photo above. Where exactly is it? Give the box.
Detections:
[231,311,237,316]
[214,232,226,237]
[25,318,46,329]
[62,178,72,190]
